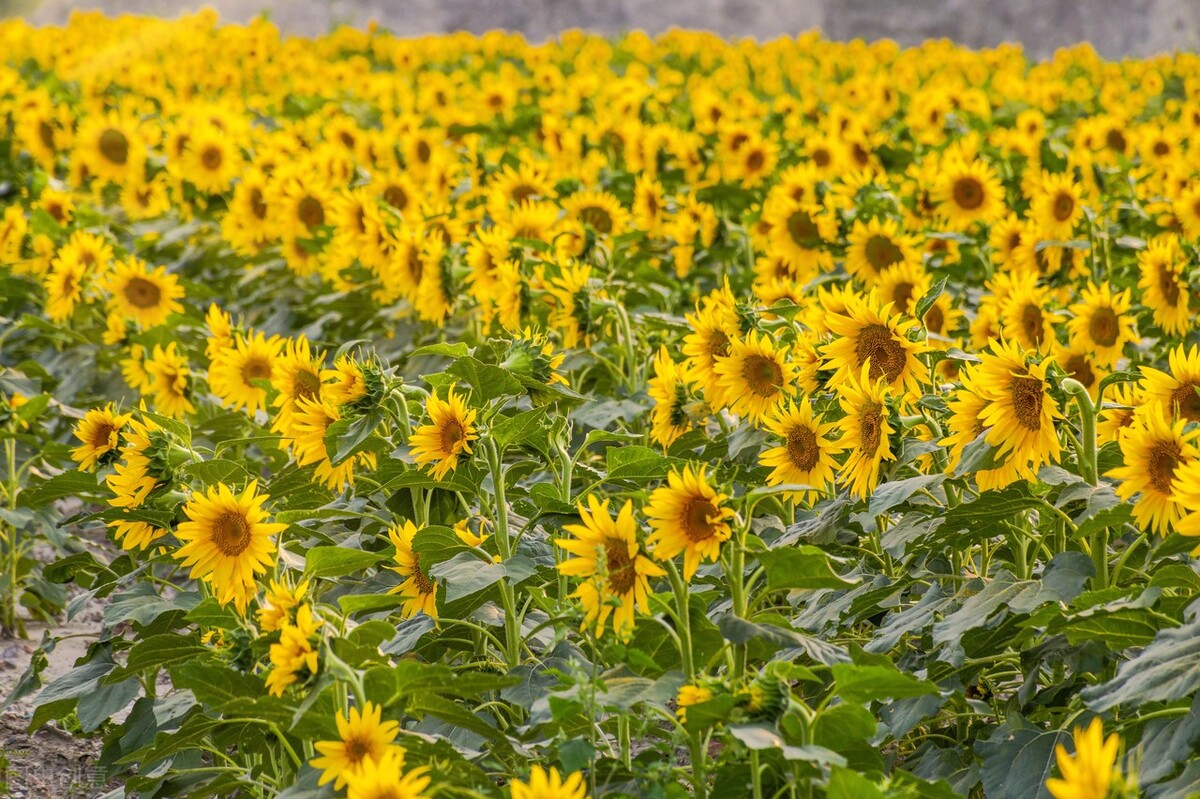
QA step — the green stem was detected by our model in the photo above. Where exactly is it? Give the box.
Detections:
[1061,378,1099,486]
[487,438,521,667]
[665,561,695,681]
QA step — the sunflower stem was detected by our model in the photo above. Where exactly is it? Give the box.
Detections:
[486,437,521,667]
[1060,378,1099,486]
[665,560,695,681]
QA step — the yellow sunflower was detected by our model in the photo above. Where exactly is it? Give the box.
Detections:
[645,465,736,581]
[312,702,404,790]
[43,257,87,323]
[762,197,837,272]
[759,401,844,503]
[345,751,430,799]
[387,520,438,620]
[713,331,798,424]
[510,766,589,799]
[556,496,664,640]
[75,111,146,185]
[999,273,1064,353]
[1045,719,1122,799]
[292,395,375,491]
[648,347,696,450]
[934,158,1005,230]
[682,293,741,409]
[409,388,478,481]
[845,216,921,285]
[1137,236,1190,337]
[822,291,929,402]
[1030,171,1084,239]
[71,404,130,471]
[562,189,630,237]
[265,604,322,697]
[271,336,326,439]
[836,364,896,499]
[1107,405,1197,536]
[257,578,311,633]
[1066,283,1136,367]
[1140,343,1200,423]
[144,343,195,418]
[974,339,1063,476]
[875,262,932,316]
[208,331,282,416]
[1098,383,1141,444]
[940,369,1025,491]
[173,480,285,612]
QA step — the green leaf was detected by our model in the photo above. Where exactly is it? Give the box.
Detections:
[727,724,847,766]
[827,768,885,799]
[323,408,386,466]
[1083,610,1200,711]
[977,714,1063,799]
[605,445,682,481]
[491,407,549,452]
[868,473,944,517]
[305,546,389,579]
[914,276,948,324]
[428,552,505,602]
[953,431,1010,477]
[446,357,523,402]
[831,663,938,704]
[18,469,104,509]
[757,546,859,591]
[111,633,208,680]
[180,458,254,485]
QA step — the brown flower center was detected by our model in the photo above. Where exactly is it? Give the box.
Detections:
[440,420,466,453]
[124,276,162,309]
[1105,128,1127,153]
[579,205,613,234]
[1052,191,1075,222]
[890,281,916,313]
[1020,303,1044,346]
[604,538,637,595]
[200,146,222,171]
[952,176,984,210]
[1088,307,1119,347]
[1158,264,1182,306]
[240,357,272,383]
[384,184,409,211]
[294,369,322,402]
[924,303,944,335]
[297,196,324,230]
[745,148,765,172]
[1148,440,1181,494]
[812,147,831,168]
[1063,354,1094,388]
[855,324,906,384]
[741,354,783,398]
[38,120,55,150]
[411,552,435,594]
[682,496,720,542]
[785,211,819,247]
[786,425,820,471]
[250,188,268,220]
[1011,376,1044,431]
[99,128,129,166]
[864,235,903,271]
[858,402,882,453]
[212,511,252,556]
[416,140,432,164]
[90,422,117,449]
[344,736,371,763]
[1170,381,1200,422]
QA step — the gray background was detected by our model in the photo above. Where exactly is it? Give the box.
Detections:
[3,0,1200,59]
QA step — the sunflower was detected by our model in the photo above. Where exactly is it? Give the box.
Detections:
[104,414,162,512]
[713,331,798,424]
[676,684,714,724]
[941,370,1024,491]
[265,604,322,697]
[648,347,696,450]
[645,465,735,581]
[509,766,589,799]
[257,577,311,633]
[1172,183,1200,240]
[103,259,184,329]
[43,257,87,323]
[345,751,430,799]
[292,395,375,491]
[1045,719,1122,799]
[988,214,1029,269]
[71,404,130,471]
[934,158,1005,230]
[1098,383,1141,444]
[546,263,598,349]
[682,293,741,408]
[208,331,281,416]
[387,520,438,620]
[312,702,404,790]
[75,111,145,185]
[1137,236,1190,337]
[1140,343,1200,423]
[271,336,325,439]
[999,273,1064,353]
[875,262,931,316]
[562,190,630,237]
[1107,405,1197,536]
[182,125,243,194]
[323,355,369,407]
[759,401,843,503]
[836,364,896,499]
[173,480,285,612]
[844,216,920,285]
[556,496,664,640]
[822,291,929,401]
[409,388,478,481]
[974,339,1063,475]
[762,198,837,272]
[1053,343,1108,401]
[1030,171,1084,239]
[1065,282,1136,367]
[632,174,667,236]
[144,343,195,418]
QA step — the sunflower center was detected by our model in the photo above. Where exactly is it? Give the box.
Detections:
[1011,376,1044,431]
[604,538,637,595]
[681,497,719,542]
[124,276,162,309]
[1052,191,1075,222]
[240,357,272,383]
[212,511,253,557]
[99,128,130,165]
[294,369,322,402]
[579,205,613,234]
[1105,129,1127,153]
[384,184,409,211]
[1088,307,1119,347]
[1158,265,1181,305]
[416,140,432,163]
[250,188,268,219]
[1147,440,1181,494]
[858,402,882,453]
[343,736,371,764]
[38,120,55,150]
[746,148,765,172]
[1063,354,1094,388]
[1169,381,1200,421]
[890,281,916,313]
[924,303,944,334]
[440,420,466,453]
[812,147,831,168]
[411,553,435,594]
[741,354,783,398]
[952,176,984,210]
[855,324,906,384]
[864,235,903,271]
[1020,303,1044,346]
[786,425,820,471]
[707,331,731,362]
[298,196,325,230]
[785,211,819,247]
[200,146,223,170]
[90,422,117,449]
[511,184,537,204]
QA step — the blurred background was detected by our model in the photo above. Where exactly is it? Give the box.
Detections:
[1,0,1198,58]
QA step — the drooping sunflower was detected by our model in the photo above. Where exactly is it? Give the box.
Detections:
[257,578,311,633]
[265,604,322,697]
[43,257,87,323]
[1137,236,1190,337]
[387,520,438,620]
[1140,344,1200,423]
[291,395,375,491]
[556,496,664,640]
[645,465,736,581]
[836,364,896,499]
[345,751,430,799]
[974,339,1063,475]
[713,331,799,424]
[144,343,195,418]
[759,401,844,503]
[648,347,696,450]
[71,404,130,471]
[408,388,478,481]
[822,291,929,402]
[1045,719,1122,799]
[934,158,1005,230]
[510,766,589,799]
[1066,282,1137,367]
[1030,171,1084,239]
[103,259,184,329]
[173,480,285,612]
[208,331,281,416]
[1107,405,1197,536]
[844,216,921,285]
[1097,383,1141,444]
[312,702,404,791]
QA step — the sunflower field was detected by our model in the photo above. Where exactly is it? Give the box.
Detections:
[5,10,1200,799]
